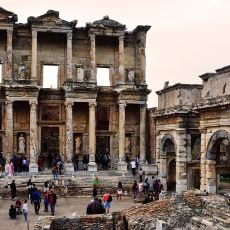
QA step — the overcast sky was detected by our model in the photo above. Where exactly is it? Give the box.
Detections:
[1,0,230,107]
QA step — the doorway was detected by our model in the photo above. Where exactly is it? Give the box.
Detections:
[96,136,110,169]
[167,159,176,192]
[41,127,59,166]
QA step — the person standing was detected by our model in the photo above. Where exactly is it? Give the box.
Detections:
[9,160,14,176]
[117,181,123,201]
[132,180,138,199]
[10,180,16,200]
[103,190,112,214]
[22,199,28,222]
[32,188,41,215]
[139,167,144,182]
[131,159,136,176]
[92,184,97,198]
[9,205,17,219]
[48,189,57,216]
[43,182,49,212]
[27,179,32,199]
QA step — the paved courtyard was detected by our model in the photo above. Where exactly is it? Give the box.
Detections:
[0,196,137,230]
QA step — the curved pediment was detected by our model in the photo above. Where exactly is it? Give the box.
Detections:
[27,10,77,28]
[0,7,18,23]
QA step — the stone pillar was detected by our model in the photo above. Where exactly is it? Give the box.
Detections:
[88,101,97,171]
[65,101,74,172]
[118,36,125,83]
[117,102,127,171]
[89,33,96,82]
[29,100,38,172]
[159,155,167,190]
[31,30,37,79]
[206,160,216,193]
[6,29,13,80]
[137,33,146,84]
[66,31,72,80]
[140,104,146,165]
[200,130,206,191]
[176,130,188,193]
[5,101,13,168]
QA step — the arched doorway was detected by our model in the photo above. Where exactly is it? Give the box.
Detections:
[160,134,176,192]
[206,130,230,193]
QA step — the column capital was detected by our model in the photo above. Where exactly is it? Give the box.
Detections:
[7,28,13,35]
[67,31,72,40]
[5,100,13,106]
[118,102,127,108]
[65,100,74,108]
[89,32,96,39]
[32,30,37,38]
[140,104,147,111]
[89,101,97,111]
[119,35,125,41]
[29,100,38,106]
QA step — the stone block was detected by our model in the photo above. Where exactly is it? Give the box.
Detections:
[117,161,127,171]
[64,163,74,173]
[87,162,97,172]
[29,163,38,173]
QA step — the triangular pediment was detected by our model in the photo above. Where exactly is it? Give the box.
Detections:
[0,7,18,23]
[28,10,77,28]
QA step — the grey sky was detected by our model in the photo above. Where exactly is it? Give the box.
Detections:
[2,0,230,107]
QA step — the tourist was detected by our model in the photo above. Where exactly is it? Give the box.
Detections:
[95,199,105,214]
[32,188,41,215]
[86,199,94,215]
[72,154,79,171]
[9,204,17,219]
[15,198,22,215]
[117,181,123,201]
[143,178,150,193]
[30,184,37,204]
[27,179,32,199]
[48,153,53,169]
[43,182,49,212]
[131,159,136,176]
[10,180,16,200]
[48,189,57,216]
[138,180,143,197]
[0,153,5,172]
[83,153,89,171]
[157,179,163,193]
[22,199,28,222]
[132,180,138,199]
[103,190,112,214]
[135,155,140,169]
[52,164,58,180]
[37,155,44,171]
[93,184,98,198]
[139,167,144,182]
[8,160,14,176]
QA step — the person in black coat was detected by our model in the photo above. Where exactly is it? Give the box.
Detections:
[10,180,16,200]
[9,205,16,219]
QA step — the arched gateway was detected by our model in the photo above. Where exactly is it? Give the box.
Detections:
[204,130,230,193]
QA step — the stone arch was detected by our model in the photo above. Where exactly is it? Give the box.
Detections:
[206,130,230,160]
[160,133,176,156]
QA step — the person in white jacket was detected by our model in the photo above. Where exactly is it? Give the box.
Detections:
[22,199,28,222]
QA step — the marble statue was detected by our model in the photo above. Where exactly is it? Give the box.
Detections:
[18,134,25,154]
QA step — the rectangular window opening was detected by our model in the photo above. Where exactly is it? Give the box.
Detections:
[43,65,58,88]
[0,64,2,84]
[97,67,110,86]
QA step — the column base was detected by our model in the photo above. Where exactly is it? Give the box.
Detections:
[117,161,127,171]
[65,163,75,173]
[29,163,38,173]
[88,162,97,172]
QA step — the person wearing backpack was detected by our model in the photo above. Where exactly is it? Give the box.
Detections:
[48,189,57,216]
[103,190,112,214]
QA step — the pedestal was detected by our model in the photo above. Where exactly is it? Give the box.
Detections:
[65,163,74,173]
[117,161,127,172]
[88,162,97,172]
[29,163,38,173]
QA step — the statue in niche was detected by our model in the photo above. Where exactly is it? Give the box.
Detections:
[125,136,131,153]
[18,134,26,154]
[75,136,81,154]
[18,63,26,79]
[127,70,135,82]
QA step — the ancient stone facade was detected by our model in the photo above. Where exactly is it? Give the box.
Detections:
[152,65,230,193]
[0,8,151,172]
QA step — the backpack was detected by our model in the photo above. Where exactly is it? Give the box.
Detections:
[108,195,112,202]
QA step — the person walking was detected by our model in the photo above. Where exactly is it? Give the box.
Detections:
[132,180,138,199]
[143,178,150,194]
[10,180,16,200]
[117,181,123,201]
[22,199,28,222]
[92,184,97,199]
[43,182,49,212]
[48,189,57,216]
[103,191,112,214]
[131,159,136,176]
[27,179,32,199]
[32,188,41,215]
[8,160,14,176]
[139,167,144,182]
[9,205,17,219]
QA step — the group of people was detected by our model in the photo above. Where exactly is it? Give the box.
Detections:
[95,151,110,170]
[9,199,28,221]
[51,156,63,180]
[7,155,29,175]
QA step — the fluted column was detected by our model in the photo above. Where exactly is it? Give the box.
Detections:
[5,101,13,165]
[137,33,146,84]
[88,101,97,171]
[66,31,72,80]
[118,36,125,83]
[65,100,74,172]
[6,29,13,80]
[140,104,146,164]
[31,30,37,79]
[117,102,127,171]
[89,33,96,82]
[29,100,38,172]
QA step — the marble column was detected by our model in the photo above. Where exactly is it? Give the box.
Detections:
[200,130,207,192]
[89,33,96,82]
[66,31,72,80]
[206,160,216,193]
[65,101,74,172]
[31,30,37,79]
[140,104,146,164]
[5,101,13,168]
[88,101,97,171]
[6,29,13,80]
[137,33,146,84]
[118,36,125,83]
[29,100,38,172]
[117,102,127,171]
